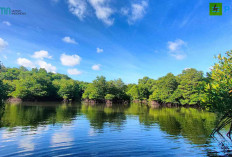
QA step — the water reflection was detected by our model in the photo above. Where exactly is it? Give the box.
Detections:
[0,102,230,156]
[0,102,79,128]
[81,104,127,130]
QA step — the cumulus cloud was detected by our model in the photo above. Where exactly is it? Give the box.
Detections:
[17,58,35,68]
[89,0,114,26]
[2,21,11,26]
[0,38,8,51]
[167,39,187,60]
[168,39,186,52]
[96,47,103,53]
[92,64,101,70]
[60,53,81,66]
[122,1,148,24]
[62,36,77,44]
[67,68,82,75]
[67,0,87,20]
[37,60,57,73]
[32,50,52,59]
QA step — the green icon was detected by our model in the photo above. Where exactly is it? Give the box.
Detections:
[210,3,222,16]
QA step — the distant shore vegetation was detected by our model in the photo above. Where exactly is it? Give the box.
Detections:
[0,51,232,111]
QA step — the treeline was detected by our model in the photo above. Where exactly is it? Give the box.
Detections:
[0,50,232,108]
[0,65,87,101]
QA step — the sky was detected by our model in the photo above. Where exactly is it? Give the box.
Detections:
[0,0,232,83]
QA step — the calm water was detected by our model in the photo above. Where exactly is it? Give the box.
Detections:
[0,102,231,156]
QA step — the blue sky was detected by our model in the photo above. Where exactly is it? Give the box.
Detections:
[0,0,232,83]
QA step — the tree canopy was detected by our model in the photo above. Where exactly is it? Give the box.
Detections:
[202,51,232,112]
[0,50,231,107]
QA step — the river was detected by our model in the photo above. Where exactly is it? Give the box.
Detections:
[0,102,231,156]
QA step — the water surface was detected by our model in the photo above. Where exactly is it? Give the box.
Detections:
[0,102,231,156]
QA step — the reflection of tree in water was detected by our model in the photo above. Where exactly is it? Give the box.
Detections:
[148,108,216,144]
[0,103,5,124]
[125,103,155,126]
[0,102,79,128]
[81,104,127,130]
[47,103,80,124]
[123,103,217,145]
[125,103,217,145]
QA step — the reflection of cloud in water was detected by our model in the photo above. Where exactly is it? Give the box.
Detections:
[51,132,73,148]
[2,125,50,141]
[18,136,35,153]
[2,130,20,142]
[88,127,97,137]
[51,125,74,148]
[1,125,50,155]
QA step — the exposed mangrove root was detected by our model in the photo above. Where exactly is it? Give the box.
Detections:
[211,117,232,136]
[227,122,232,138]
[211,112,232,138]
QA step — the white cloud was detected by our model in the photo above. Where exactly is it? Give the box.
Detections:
[0,38,8,50]
[60,53,81,66]
[3,55,7,59]
[168,39,186,52]
[17,58,35,68]
[62,36,77,44]
[67,68,82,75]
[37,60,56,73]
[32,50,52,59]
[172,54,186,60]
[123,1,148,24]
[92,64,101,70]
[167,39,187,60]
[88,0,114,26]
[96,47,103,53]
[67,0,87,20]
[2,21,11,26]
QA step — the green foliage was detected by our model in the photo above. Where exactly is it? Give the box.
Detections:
[53,79,80,100]
[202,51,232,111]
[138,76,156,93]
[82,77,128,101]
[105,94,115,100]
[1,50,231,107]
[172,69,204,105]
[0,80,6,101]
[0,64,85,101]
[107,79,128,100]
[126,85,140,100]
[149,73,177,103]
[8,69,53,100]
